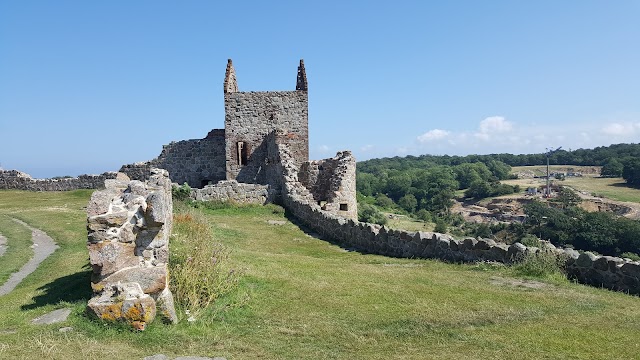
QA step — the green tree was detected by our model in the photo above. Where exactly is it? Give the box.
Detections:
[601,158,624,177]
[398,194,418,213]
[375,194,395,209]
[622,158,640,186]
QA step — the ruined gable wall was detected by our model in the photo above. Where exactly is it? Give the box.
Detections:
[0,170,118,191]
[224,91,308,184]
[298,152,357,220]
[120,129,226,188]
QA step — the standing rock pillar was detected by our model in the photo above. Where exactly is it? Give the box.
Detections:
[86,168,177,329]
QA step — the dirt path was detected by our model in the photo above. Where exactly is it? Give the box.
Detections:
[0,219,58,297]
[0,233,6,257]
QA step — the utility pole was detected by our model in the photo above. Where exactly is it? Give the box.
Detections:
[545,147,562,197]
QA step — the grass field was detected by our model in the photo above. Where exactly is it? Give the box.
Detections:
[507,166,640,203]
[1,190,640,359]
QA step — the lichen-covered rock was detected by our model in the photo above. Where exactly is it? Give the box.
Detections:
[87,282,156,327]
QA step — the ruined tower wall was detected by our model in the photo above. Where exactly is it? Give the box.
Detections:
[120,129,226,188]
[224,91,308,183]
[298,152,358,220]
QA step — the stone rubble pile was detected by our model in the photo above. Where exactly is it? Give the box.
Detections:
[86,169,177,329]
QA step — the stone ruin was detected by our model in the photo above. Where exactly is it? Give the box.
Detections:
[86,168,177,329]
[120,59,358,220]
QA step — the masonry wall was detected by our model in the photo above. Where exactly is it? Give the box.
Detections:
[271,141,640,295]
[298,152,357,220]
[192,180,278,204]
[0,170,118,191]
[224,91,308,183]
[120,129,226,188]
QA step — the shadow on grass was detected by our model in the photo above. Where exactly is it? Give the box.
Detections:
[609,182,639,189]
[21,264,92,310]
[283,208,366,254]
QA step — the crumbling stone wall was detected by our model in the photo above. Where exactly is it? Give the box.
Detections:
[270,140,640,295]
[192,180,278,204]
[86,169,177,328]
[298,152,357,220]
[223,60,309,183]
[0,170,119,191]
[120,129,226,188]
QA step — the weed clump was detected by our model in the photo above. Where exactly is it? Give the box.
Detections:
[511,249,567,280]
[169,209,239,320]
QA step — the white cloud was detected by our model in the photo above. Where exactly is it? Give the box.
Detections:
[417,129,450,143]
[602,122,639,136]
[478,116,513,134]
[318,145,330,153]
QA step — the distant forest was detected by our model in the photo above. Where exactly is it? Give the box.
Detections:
[355,143,640,257]
[358,143,640,172]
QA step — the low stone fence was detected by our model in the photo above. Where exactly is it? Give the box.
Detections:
[284,193,640,294]
[191,180,278,204]
[268,141,640,295]
[0,169,118,191]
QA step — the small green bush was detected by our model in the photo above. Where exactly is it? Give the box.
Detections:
[434,219,448,233]
[519,234,540,247]
[512,250,566,279]
[621,252,640,261]
[172,183,192,201]
[358,204,388,225]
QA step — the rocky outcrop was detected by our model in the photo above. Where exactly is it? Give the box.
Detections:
[86,169,177,329]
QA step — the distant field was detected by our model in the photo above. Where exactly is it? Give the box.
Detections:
[507,166,640,203]
[511,165,601,177]
[383,212,434,232]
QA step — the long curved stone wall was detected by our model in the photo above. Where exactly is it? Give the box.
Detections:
[0,170,119,191]
[271,141,640,295]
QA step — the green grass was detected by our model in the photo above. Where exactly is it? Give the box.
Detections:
[1,190,640,359]
[0,214,34,286]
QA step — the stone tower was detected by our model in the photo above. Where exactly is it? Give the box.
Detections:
[223,59,309,184]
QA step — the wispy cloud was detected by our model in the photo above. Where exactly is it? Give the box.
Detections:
[417,129,450,143]
[360,144,374,152]
[414,114,639,155]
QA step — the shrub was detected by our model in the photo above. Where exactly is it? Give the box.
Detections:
[358,204,388,225]
[169,209,239,320]
[172,183,192,201]
[519,234,540,248]
[621,252,640,261]
[415,209,431,222]
[512,250,566,279]
[434,219,448,233]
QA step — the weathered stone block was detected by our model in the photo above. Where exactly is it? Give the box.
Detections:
[576,252,598,268]
[88,242,139,279]
[98,264,167,295]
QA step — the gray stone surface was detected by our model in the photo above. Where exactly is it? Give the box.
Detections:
[31,308,71,325]
[0,219,59,297]
[87,169,177,328]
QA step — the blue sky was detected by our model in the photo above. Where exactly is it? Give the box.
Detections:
[1,1,639,178]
